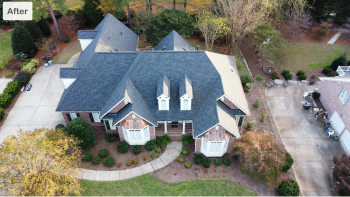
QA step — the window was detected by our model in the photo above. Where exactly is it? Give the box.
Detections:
[143,126,149,139]
[70,113,77,119]
[92,113,100,122]
[202,138,208,151]
[123,127,128,140]
[109,120,116,130]
[209,142,222,153]
[339,88,350,104]
[183,99,189,109]
[161,100,166,110]
[129,130,142,140]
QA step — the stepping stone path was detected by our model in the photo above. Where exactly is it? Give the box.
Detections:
[76,141,182,181]
[327,32,341,44]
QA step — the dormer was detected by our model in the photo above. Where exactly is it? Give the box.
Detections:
[157,75,170,110]
[179,74,193,110]
[78,30,98,51]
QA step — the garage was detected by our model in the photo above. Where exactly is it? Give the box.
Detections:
[330,111,345,135]
[340,130,350,154]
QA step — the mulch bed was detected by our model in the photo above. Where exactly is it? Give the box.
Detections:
[78,126,166,171]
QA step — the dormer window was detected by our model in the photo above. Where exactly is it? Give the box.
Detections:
[183,99,189,109]
[179,74,193,110]
[161,100,167,110]
[157,74,170,111]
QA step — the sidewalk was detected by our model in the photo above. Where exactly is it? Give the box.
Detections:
[77,141,182,181]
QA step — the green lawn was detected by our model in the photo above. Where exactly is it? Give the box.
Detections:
[265,43,350,72]
[65,0,84,9]
[53,41,82,64]
[80,174,256,196]
[0,33,13,62]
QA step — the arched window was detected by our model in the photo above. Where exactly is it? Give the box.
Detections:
[161,100,166,110]
[183,99,189,109]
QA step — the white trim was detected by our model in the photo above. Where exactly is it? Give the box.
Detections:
[164,121,167,133]
[319,77,350,82]
[194,123,236,138]
[100,98,130,119]
[123,125,150,145]
[182,121,186,134]
[201,137,229,157]
[217,95,250,116]
[108,120,117,130]
[113,111,155,127]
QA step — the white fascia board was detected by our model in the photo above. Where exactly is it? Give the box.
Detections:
[216,95,250,116]
[113,111,155,127]
[194,123,237,138]
[319,77,350,82]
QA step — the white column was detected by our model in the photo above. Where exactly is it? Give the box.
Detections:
[164,121,167,133]
[182,121,186,134]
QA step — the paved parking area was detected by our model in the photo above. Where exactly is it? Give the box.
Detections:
[266,82,343,196]
[0,64,73,143]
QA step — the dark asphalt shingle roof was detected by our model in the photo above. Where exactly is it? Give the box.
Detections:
[154,30,195,51]
[78,30,99,39]
[60,68,83,78]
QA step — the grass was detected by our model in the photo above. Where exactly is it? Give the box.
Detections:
[0,33,13,62]
[80,174,256,196]
[265,43,350,72]
[235,52,251,77]
[186,40,223,54]
[53,41,82,64]
[65,0,84,9]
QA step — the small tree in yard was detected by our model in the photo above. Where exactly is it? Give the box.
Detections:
[0,128,82,196]
[66,117,96,149]
[330,52,348,71]
[233,131,288,188]
[11,24,38,58]
[197,10,229,51]
[333,153,350,196]
[316,22,331,36]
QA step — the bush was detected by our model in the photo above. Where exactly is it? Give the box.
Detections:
[23,21,44,41]
[0,93,13,108]
[150,153,155,158]
[11,24,38,58]
[181,149,189,155]
[330,53,348,71]
[133,158,139,164]
[99,148,109,157]
[223,158,232,166]
[83,152,93,161]
[105,133,118,143]
[244,83,252,92]
[194,154,203,165]
[333,153,350,196]
[156,134,171,148]
[133,145,142,155]
[177,157,184,163]
[145,8,195,46]
[21,63,36,75]
[215,159,221,166]
[282,70,290,76]
[296,70,305,76]
[312,92,321,100]
[104,156,115,167]
[247,120,255,130]
[66,117,96,149]
[240,75,254,85]
[298,75,307,80]
[185,161,191,168]
[36,18,51,37]
[271,70,280,80]
[64,36,71,43]
[285,74,292,80]
[14,71,31,86]
[30,59,39,67]
[322,66,333,75]
[83,0,104,28]
[55,124,65,131]
[145,140,156,151]
[182,135,194,145]
[117,141,129,153]
[0,108,4,121]
[255,76,264,82]
[254,98,262,107]
[282,153,294,172]
[261,111,267,122]
[156,147,161,153]
[327,71,339,77]
[3,81,21,96]
[278,179,300,196]
[233,147,242,161]
[6,71,14,78]
[92,156,101,164]
[203,159,211,168]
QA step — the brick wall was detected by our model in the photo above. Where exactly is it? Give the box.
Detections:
[319,80,350,131]
[155,122,192,141]
[221,96,239,110]
[149,126,156,140]
[117,126,124,141]
[195,138,201,153]
[61,112,104,126]
[109,99,129,113]
[226,137,234,154]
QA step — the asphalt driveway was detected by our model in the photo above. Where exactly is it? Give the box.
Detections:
[266,82,343,196]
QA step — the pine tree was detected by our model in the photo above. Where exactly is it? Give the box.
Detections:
[330,53,348,71]
[11,24,38,58]
[36,18,52,37]
[24,21,44,41]
[83,0,104,28]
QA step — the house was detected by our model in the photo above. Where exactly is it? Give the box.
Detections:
[319,66,350,154]
[56,14,250,157]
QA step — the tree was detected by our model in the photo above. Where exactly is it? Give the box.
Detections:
[32,0,68,40]
[66,117,96,149]
[11,24,38,58]
[99,0,117,16]
[186,0,214,14]
[36,18,52,37]
[23,21,44,41]
[145,8,195,46]
[333,153,350,196]
[131,9,154,36]
[308,0,350,24]
[83,0,104,28]
[0,128,82,196]
[58,15,80,37]
[233,131,288,188]
[330,52,347,71]
[197,10,229,51]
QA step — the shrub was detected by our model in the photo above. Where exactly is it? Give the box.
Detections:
[150,153,155,158]
[333,153,350,196]
[177,157,184,163]
[155,147,161,153]
[133,145,142,155]
[145,140,156,151]
[204,168,208,172]
[21,63,36,75]
[126,160,132,166]
[99,148,109,157]
[254,98,262,107]
[296,70,305,76]
[104,133,118,143]
[194,154,203,165]
[247,120,255,130]
[312,92,321,100]
[244,83,252,92]
[92,156,101,164]
[15,52,28,62]
[223,158,232,166]
[3,81,21,96]
[55,124,65,131]
[185,161,191,168]
[327,71,338,77]
[11,24,37,58]
[30,59,39,67]
[66,117,96,149]
[0,108,4,121]
[215,159,221,166]
[23,20,44,41]
[64,36,71,43]
[181,149,189,155]
[298,75,307,80]
[282,153,294,172]
[285,74,292,80]
[330,53,348,71]
[117,141,129,153]
[261,111,267,122]
[6,71,14,77]
[117,163,122,167]
[240,75,254,85]
[282,70,290,76]
[322,66,333,75]
[104,156,115,167]
[278,179,300,196]
[156,134,171,148]
[233,147,242,161]
[83,152,93,161]
[14,71,31,86]
[255,76,264,82]
[133,158,139,164]
[41,53,53,63]
[203,159,211,168]
[271,70,280,80]
[0,93,13,108]
[143,156,147,161]
[36,18,51,37]
[163,133,171,144]
[182,135,194,145]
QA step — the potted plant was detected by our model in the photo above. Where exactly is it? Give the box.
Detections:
[335,135,339,140]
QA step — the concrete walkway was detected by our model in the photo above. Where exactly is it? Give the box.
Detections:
[266,82,342,196]
[327,32,341,44]
[76,141,182,181]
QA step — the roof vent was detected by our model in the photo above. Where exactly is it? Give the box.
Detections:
[108,37,110,39]
[183,47,187,51]
[231,69,233,72]
[162,46,166,51]
[110,49,113,52]
[120,32,122,35]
